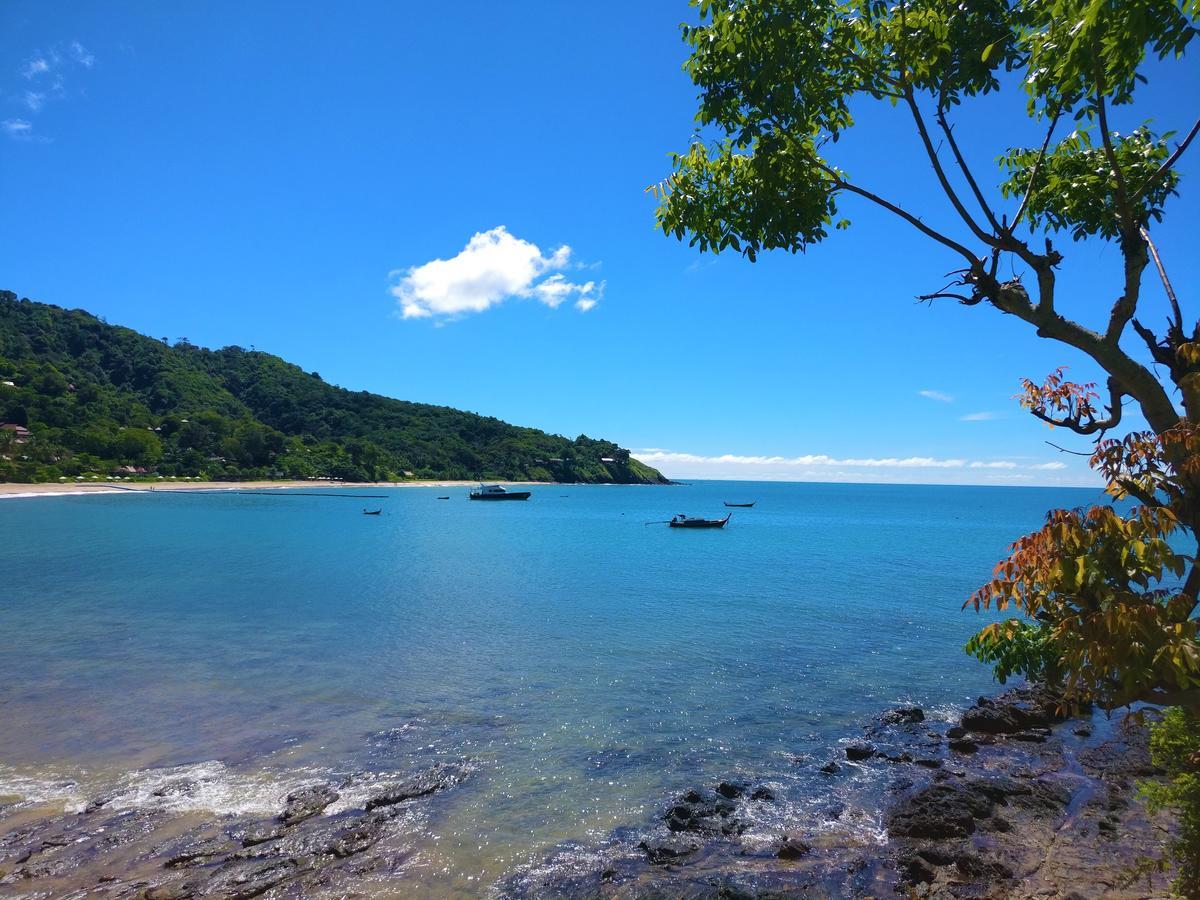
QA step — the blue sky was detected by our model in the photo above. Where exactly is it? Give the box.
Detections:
[1,3,1196,486]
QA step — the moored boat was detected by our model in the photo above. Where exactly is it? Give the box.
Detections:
[723,501,755,508]
[469,483,532,501]
[668,513,731,528]
[363,508,383,515]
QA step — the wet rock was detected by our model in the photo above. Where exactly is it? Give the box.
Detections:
[662,787,745,836]
[955,850,1013,880]
[749,786,774,802]
[328,817,388,858]
[136,884,197,900]
[818,760,840,775]
[279,784,339,826]
[639,834,699,865]
[164,838,231,869]
[844,741,876,761]
[948,738,978,754]
[364,762,465,811]
[1073,722,1095,737]
[899,852,938,884]
[946,725,966,739]
[240,825,284,847]
[775,833,810,860]
[880,706,925,725]
[715,781,746,800]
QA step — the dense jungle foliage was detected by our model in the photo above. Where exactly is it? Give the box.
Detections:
[0,291,667,485]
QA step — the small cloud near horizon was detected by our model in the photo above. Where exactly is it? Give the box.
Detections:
[390,226,602,321]
[960,411,1001,421]
[918,389,954,403]
[631,448,1087,486]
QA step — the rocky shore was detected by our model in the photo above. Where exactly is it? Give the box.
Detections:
[507,687,1175,899]
[0,688,1176,898]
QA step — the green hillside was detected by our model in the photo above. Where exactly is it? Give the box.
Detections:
[0,291,668,485]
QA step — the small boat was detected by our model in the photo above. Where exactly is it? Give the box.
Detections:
[724,501,755,508]
[436,496,450,500]
[668,513,731,529]
[468,483,531,501]
[363,508,383,516]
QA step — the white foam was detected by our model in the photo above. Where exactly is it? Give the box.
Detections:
[0,765,87,812]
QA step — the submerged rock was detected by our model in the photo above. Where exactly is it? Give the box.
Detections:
[364,762,465,810]
[844,741,876,761]
[880,705,925,725]
[279,784,339,826]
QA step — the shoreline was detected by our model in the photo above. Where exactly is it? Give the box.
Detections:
[0,480,530,499]
[0,687,1174,897]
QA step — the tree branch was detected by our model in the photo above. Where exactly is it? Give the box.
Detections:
[1094,60,1136,234]
[1140,226,1184,335]
[1133,115,1200,202]
[1026,375,1125,435]
[935,106,1004,236]
[1012,112,1061,231]
[904,88,1000,248]
[819,164,979,263]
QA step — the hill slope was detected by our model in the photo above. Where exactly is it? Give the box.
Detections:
[0,291,667,485]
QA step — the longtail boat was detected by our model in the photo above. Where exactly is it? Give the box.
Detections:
[668,513,731,529]
[723,501,755,508]
[363,508,383,516]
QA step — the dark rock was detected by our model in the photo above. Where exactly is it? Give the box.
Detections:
[818,761,840,775]
[913,758,943,769]
[662,787,746,836]
[1010,730,1049,743]
[240,825,284,847]
[328,818,387,858]
[899,853,938,884]
[1073,723,1094,737]
[750,786,774,802]
[164,839,230,869]
[881,706,925,725]
[715,781,746,799]
[946,725,966,739]
[917,846,958,866]
[887,780,999,839]
[845,742,876,761]
[948,738,978,754]
[955,851,1013,881]
[776,834,810,860]
[639,835,699,865]
[279,784,339,826]
[137,884,196,900]
[364,762,464,811]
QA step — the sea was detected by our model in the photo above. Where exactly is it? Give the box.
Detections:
[0,480,1102,893]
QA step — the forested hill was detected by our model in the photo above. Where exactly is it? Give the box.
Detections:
[0,292,668,485]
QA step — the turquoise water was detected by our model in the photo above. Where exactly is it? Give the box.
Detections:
[0,480,1100,890]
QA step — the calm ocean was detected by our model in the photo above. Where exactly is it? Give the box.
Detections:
[0,480,1101,891]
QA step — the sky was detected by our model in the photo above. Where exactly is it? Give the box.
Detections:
[1,3,1196,486]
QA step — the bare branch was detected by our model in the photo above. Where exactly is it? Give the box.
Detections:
[1012,111,1061,230]
[935,107,1003,235]
[1133,115,1200,202]
[904,89,1001,248]
[1044,440,1092,457]
[1140,226,1184,335]
[817,163,979,263]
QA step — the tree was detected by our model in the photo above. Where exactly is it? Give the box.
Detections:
[653,0,1199,711]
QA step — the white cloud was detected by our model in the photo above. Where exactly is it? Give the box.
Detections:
[21,57,50,79]
[960,411,1001,421]
[918,389,954,403]
[23,91,45,111]
[69,41,95,68]
[390,226,600,320]
[631,448,1092,486]
[2,119,33,140]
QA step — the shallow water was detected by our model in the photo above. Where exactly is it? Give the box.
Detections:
[0,480,1100,892]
